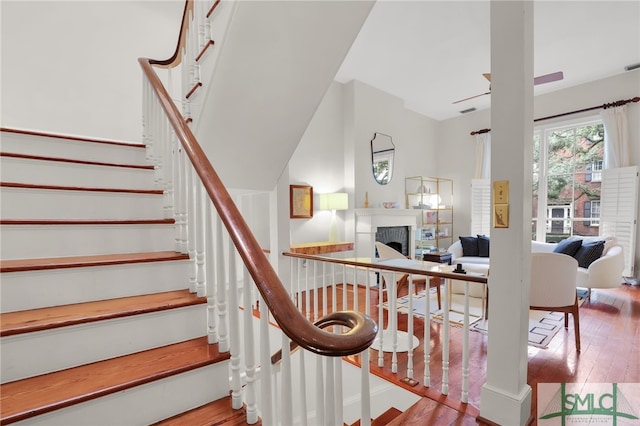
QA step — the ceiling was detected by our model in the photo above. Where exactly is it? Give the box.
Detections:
[335,1,640,122]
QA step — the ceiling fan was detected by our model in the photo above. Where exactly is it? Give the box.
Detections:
[452,71,564,104]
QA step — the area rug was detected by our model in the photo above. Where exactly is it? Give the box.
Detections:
[381,288,484,327]
[383,288,586,348]
[471,293,587,349]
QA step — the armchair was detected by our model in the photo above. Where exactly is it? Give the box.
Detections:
[530,252,581,352]
[576,244,624,299]
[374,242,440,309]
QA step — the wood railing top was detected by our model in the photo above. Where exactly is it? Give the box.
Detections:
[283,252,489,284]
[138,2,377,356]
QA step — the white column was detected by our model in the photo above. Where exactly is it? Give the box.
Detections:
[479,2,534,425]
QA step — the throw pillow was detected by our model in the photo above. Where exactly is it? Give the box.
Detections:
[459,236,479,257]
[553,238,582,257]
[477,234,490,257]
[573,240,605,268]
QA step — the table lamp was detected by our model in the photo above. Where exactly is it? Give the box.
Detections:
[319,193,348,242]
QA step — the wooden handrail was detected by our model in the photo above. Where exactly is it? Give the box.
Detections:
[283,251,489,284]
[148,0,193,68]
[139,57,377,356]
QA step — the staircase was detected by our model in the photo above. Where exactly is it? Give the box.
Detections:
[0,128,243,425]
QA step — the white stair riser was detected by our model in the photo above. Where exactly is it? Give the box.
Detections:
[1,305,207,383]
[0,224,177,259]
[0,132,147,164]
[11,362,229,426]
[1,156,157,189]
[1,260,191,312]
[1,187,165,220]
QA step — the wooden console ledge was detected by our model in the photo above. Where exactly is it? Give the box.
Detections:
[290,241,354,255]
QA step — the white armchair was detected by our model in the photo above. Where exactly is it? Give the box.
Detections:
[374,242,440,308]
[530,252,581,352]
[576,244,624,298]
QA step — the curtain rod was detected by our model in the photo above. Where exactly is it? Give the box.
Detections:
[470,96,640,136]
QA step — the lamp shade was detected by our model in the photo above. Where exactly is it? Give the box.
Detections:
[319,193,348,211]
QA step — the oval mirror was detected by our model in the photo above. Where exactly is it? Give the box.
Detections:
[371,132,395,185]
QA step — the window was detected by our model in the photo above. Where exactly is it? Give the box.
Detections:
[586,200,600,227]
[532,118,604,242]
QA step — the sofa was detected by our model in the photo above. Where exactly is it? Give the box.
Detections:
[447,236,625,297]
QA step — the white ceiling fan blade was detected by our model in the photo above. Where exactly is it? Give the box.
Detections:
[482,71,563,85]
[534,71,564,85]
[452,91,491,104]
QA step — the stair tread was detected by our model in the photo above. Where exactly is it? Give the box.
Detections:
[0,337,227,424]
[153,396,260,426]
[0,127,146,148]
[1,218,173,225]
[1,151,154,170]
[0,289,205,336]
[1,181,162,194]
[0,251,189,273]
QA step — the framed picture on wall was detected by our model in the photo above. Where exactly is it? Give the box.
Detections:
[290,185,313,218]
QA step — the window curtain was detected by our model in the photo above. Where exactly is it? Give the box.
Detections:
[474,132,491,179]
[600,105,631,169]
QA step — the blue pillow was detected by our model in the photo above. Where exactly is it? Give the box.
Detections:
[459,236,479,257]
[477,234,490,257]
[553,238,582,257]
[573,240,605,268]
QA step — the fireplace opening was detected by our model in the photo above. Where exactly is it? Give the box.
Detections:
[375,226,410,257]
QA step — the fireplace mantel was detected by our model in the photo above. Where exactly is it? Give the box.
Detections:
[354,208,418,259]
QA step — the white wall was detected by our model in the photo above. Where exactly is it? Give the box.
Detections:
[287,80,440,246]
[288,82,348,244]
[1,1,182,142]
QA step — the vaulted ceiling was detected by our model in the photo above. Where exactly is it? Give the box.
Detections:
[335,1,640,121]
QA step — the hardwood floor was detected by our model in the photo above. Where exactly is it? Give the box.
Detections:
[300,281,640,424]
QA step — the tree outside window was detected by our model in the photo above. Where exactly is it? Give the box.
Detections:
[532,121,604,242]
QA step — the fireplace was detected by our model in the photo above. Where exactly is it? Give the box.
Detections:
[375,226,410,257]
[354,208,418,260]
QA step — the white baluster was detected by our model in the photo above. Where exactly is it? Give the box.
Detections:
[442,278,450,395]
[322,263,328,319]
[462,280,470,403]
[259,293,273,425]
[324,357,335,426]
[352,263,358,311]
[406,275,414,380]
[216,216,228,352]
[280,333,293,426]
[298,351,307,426]
[315,354,325,426]
[360,349,371,426]
[228,243,242,409]
[204,0,213,42]
[424,277,432,387]
[242,267,258,423]
[187,165,197,293]
[313,261,318,320]
[390,271,398,374]
[163,128,174,220]
[205,199,217,344]
[334,357,343,426]
[331,263,337,315]
[195,181,205,297]
[304,259,310,319]
[173,137,183,252]
[342,265,347,311]
[177,148,188,253]
[376,269,384,368]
